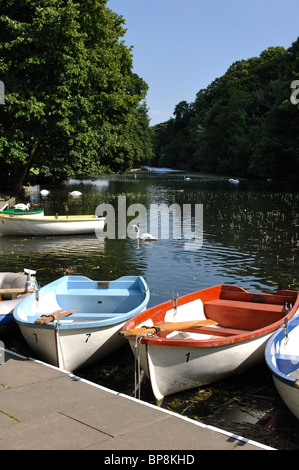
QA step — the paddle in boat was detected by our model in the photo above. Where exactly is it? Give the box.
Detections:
[265,315,299,420]
[121,284,299,401]
[13,275,150,371]
[0,269,37,335]
[0,213,105,236]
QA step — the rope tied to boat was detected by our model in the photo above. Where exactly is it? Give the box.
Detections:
[133,333,149,400]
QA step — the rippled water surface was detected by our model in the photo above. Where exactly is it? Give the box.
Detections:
[2,171,299,449]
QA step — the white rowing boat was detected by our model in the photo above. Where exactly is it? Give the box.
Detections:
[0,213,105,236]
[121,284,299,401]
[13,275,150,371]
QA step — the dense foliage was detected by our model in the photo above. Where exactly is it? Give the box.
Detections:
[151,39,299,181]
[0,0,152,193]
[1,0,298,192]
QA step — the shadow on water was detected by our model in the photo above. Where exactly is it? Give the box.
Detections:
[2,171,299,449]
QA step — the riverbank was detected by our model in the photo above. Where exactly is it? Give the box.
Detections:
[0,347,274,451]
[0,197,15,211]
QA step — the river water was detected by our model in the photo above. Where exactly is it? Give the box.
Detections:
[2,170,299,449]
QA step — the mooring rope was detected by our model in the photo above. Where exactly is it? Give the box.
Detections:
[134,333,146,399]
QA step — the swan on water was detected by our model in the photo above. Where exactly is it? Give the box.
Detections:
[132,224,158,241]
[14,203,30,210]
[40,189,50,196]
[69,191,82,197]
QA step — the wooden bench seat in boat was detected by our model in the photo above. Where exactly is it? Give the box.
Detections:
[219,287,297,306]
[185,325,250,336]
[160,324,251,339]
[204,298,287,330]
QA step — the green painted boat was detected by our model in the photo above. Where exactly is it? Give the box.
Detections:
[2,208,44,217]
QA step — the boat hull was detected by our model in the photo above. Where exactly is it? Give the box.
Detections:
[0,298,25,334]
[265,315,299,419]
[0,214,105,236]
[132,333,271,400]
[273,376,299,419]
[123,285,299,400]
[19,321,127,371]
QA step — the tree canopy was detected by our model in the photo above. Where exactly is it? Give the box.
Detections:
[0,0,152,192]
[151,39,299,182]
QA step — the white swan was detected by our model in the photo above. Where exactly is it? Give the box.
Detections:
[14,203,30,210]
[132,224,158,241]
[69,191,82,197]
[40,189,50,196]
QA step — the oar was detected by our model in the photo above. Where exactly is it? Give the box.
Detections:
[34,309,79,325]
[0,287,35,295]
[120,319,218,337]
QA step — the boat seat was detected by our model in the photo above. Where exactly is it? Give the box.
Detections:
[160,325,250,338]
[0,272,27,300]
[204,299,286,330]
[58,312,128,321]
[183,325,250,336]
[219,289,297,306]
[275,354,299,375]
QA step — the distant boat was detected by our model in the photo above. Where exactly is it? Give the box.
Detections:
[142,166,183,173]
[2,208,45,217]
[121,284,299,400]
[229,178,239,184]
[0,269,37,335]
[265,315,299,420]
[0,213,105,236]
[13,275,150,371]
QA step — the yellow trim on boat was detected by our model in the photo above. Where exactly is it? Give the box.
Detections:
[0,214,102,222]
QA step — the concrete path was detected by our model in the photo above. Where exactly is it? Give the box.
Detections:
[0,348,274,451]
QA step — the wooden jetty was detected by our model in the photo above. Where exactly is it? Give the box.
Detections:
[0,348,274,450]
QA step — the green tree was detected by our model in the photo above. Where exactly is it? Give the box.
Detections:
[152,42,299,181]
[0,0,148,193]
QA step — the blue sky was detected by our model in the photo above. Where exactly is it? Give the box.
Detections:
[107,0,299,126]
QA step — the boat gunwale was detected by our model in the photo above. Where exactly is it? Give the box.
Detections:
[124,285,299,348]
[0,214,104,222]
[13,275,150,330]
[265,315,299,387]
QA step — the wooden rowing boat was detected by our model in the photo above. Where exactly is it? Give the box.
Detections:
[13,275,150,371]
[0,213,105,236]
[121,284,299,401]
[265,315,299,419]
[0,269,37,335]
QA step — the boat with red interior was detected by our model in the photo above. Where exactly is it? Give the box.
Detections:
[121,284,299,401]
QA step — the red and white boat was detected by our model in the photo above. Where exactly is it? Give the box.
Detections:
[121,285,299,401]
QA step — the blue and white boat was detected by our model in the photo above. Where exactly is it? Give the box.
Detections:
[13,275,150,371]
[0,269,37,335]
[265,315,299,420]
